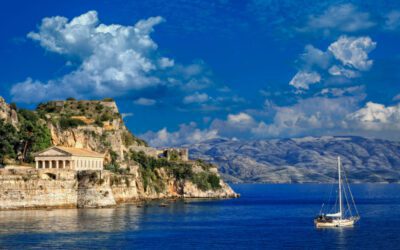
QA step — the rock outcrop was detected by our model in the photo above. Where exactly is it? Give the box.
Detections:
[0,97,18,127]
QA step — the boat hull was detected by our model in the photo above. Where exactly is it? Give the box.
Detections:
[315,218,357,228]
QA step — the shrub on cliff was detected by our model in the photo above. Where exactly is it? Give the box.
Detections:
[102,98,114,102]
[130,150,221,191]
[191,172,221,191]
[59,116,86,129]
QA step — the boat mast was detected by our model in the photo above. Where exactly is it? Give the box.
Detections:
[338,156,343,220]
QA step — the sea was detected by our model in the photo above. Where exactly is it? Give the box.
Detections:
[0,184,399,249]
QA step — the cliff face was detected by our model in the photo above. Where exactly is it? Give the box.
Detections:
[39,100,148,165]
[0,168,237,210]
[0,97,18,127]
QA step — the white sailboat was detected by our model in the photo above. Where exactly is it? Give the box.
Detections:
[314,156,360,228]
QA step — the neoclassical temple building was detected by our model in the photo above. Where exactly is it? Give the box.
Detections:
[34,146,104,171]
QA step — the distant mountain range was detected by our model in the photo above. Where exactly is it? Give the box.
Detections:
[188,136,400,183]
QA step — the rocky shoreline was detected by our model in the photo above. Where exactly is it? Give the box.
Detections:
[0,168,238,211]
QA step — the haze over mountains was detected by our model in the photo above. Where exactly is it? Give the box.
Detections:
[188,136,400,183]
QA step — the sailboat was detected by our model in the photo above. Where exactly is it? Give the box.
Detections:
[314,156,360,228]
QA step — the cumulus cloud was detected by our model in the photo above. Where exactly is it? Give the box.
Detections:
[302,4,375,34]
[140,122,219,147]
[289,71,321,90]
[289,36,376,92]
[254,96,360,137]
[328,36,376,71]
[227,112,254,124]
[347,102,400,131]
[11,11,170,103]
[183,92,209,104]
[134,98,157,106]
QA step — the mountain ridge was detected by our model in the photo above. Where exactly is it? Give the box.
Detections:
[187,135,400,183]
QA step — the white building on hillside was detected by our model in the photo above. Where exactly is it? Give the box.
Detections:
[34,146,104,171]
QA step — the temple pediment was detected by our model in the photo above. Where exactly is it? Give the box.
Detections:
[36,148,70,156]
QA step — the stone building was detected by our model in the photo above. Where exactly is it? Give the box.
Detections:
[34,146,104,171]
[158,148,189,161]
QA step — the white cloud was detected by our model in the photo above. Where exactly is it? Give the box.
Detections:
[140,122,219,147]
[253,96,360,137]
[318,86,365,98]
[134,98,157,106]
[303,4,375,34]
[121,113,134,119]
[328,36,376,71]
[208,112,257,138]
[328,65,359,78]
[289,36,376,91]
[300,45,332,70]
[346,102,400,131]
[289,71,321,90]
[158,57,174,68]
[227,112,254,124]
[384,10,400,30]
[11,11,175,103]
[183,92,209,104]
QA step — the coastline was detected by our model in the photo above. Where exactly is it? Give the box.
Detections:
[0,168,238,211]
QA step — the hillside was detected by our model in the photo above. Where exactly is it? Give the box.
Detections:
[188,136,400,183]
[0,96,237,206]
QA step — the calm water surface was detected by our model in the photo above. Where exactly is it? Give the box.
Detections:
[0,184,399,249]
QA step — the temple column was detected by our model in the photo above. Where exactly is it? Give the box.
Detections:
[63,160,66,169]
[35,161,39,169]
[49,160,52,168]
[56,160,59,169]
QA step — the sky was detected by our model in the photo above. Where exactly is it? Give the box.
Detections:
[1,0,400,146]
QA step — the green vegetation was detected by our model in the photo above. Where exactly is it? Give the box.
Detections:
[17,109,52,162]
[36,98,120,127]
[0,109,51,164]
[59,117,85,129]
[168,150,179,161]
[191,172,221,191]
[122,131,148,147]
[130,150,221,192]
[104,150,129,174]
[102,98,114,102]
[0,119,19,164]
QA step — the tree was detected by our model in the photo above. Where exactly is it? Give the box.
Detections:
[0,119,18,165]
[18,109,51,162]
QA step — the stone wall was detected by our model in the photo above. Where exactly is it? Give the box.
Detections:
[0,169,77,210]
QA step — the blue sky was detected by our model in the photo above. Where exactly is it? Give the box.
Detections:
[1,0,400,146]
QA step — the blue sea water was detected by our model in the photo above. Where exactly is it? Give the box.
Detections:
[0,184,399,249]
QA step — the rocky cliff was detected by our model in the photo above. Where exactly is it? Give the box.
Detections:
[0,168,237,210]
[0,97,238,210]
[189,136,400,183]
